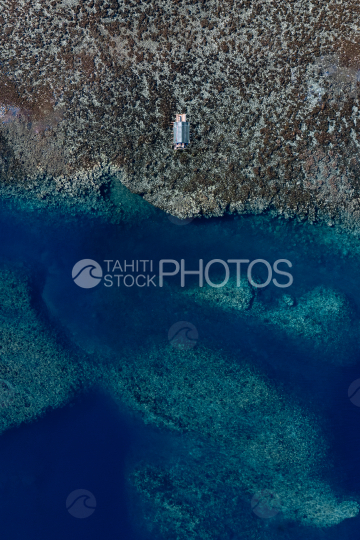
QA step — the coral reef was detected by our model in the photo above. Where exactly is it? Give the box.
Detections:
[0,234,358,538]
[103,343,359,537]
[179,273,256,312]
[256,286,359,361]
[0,0,360,226]
[0,262,89,433]
[179,278,360,364]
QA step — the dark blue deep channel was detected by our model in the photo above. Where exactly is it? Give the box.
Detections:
[1,193,360,539]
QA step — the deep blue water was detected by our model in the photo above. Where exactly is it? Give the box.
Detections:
[0,392,137,540]
[1,197,360,538]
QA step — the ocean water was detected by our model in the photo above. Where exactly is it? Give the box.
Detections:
[1,196,360,538]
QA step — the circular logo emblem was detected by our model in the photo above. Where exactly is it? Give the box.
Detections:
[167,200,194,226]
[348,379,360,407]
[168,321,198,350]
[66,489,97,519]
[72,259,103,289]
[168,215,194,226]
[251,490,282,519]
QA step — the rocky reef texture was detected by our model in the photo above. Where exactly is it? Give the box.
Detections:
[1,0,360,226]
[0,262,88,433]
[256,286,359,360]
[179,272,256,312]
[178,277,360,364]
[103,343,359,538]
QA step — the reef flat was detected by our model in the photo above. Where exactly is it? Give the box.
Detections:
[1,0,360,227]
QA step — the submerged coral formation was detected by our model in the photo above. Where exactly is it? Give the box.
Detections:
[178,272,256,312]
[104,343,358,537]
[0,262,88,433]
[0,251,358,538]
[179,277,360,364]
[257,286,359,359]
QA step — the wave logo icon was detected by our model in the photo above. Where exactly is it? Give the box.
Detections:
[348,379,360,407]
[168,321,198,350]
[66,489,97,518]
[251,490,282,519]
[72,259,103,289]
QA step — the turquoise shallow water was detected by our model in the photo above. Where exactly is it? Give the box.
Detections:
[1,197,360,538]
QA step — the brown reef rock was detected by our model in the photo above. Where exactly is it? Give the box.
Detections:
[1,0,360,226]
